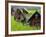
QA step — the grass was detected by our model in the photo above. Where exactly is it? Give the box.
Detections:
[11,16,40,31]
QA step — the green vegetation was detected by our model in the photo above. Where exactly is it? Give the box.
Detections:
[11,16,40,31]
[11,9,41,31]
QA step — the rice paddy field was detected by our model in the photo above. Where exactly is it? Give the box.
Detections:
[11,16,40,31]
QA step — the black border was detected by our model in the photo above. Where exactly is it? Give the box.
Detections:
[5,1,45,37]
